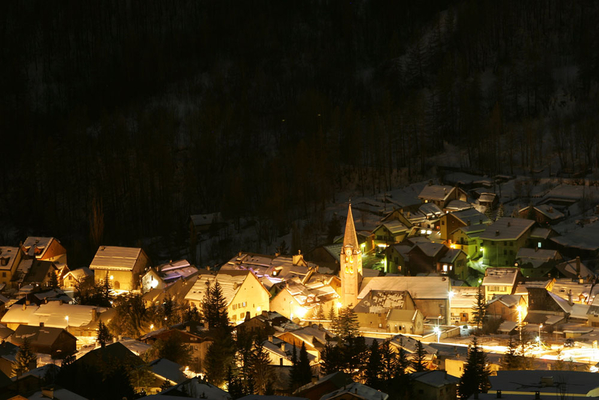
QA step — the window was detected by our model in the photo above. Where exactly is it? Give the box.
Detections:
[1,272,5,278]
[242,301,247,307]
[538,242,542,248]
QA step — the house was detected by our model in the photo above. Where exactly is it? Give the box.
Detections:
[0,341,20,378]
[0,247,24,286]
[141,322,212,372]
[437,248,468,278]
[353,290,418,333]
[554,257,596,280]
[11,325,76,358]
[383,244,411,274]
[62,267,93,290]
[409,371,459,400]
[439,208,490,242]
[22,237,67,264]
[418,185,468,210]
[1,302,106,337]
[487,294,527,322]
[139,358,187,395]
[407,242,456,275]
[11,259,58,289]
[141,259,198,293]
[294,372,353,400]
[484,370,599,399]
[525,287,570,326]
[587,296,599,327]
[481,268,521,302]
[449,287,478,325]
[275,325,333,361]
[388,335,437,368]
[141,378,230,400]
[551,220,599,259]
[515,248,562,279]
[386,309,425,335]
[185,270,270,325]
[479,217,535,267]
[358,276,452,324]
[477,192,498,210]
[320,382,389,400]
[371,221,410,249]
[529,226,558,250]
[518,204,565,225]
[235,311,299,337]
[189,212,224,236]
[89,246,150,291]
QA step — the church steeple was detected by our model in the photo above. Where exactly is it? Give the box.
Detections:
[340,203,363,308]
[343,203,360,251]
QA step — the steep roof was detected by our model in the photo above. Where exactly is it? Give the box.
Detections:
[0,247,21,271]
[450,208,490,226]
[479,217,535,241]
[320,382,389,400]
[343,204,360,252]
[22,237,62,259]
[12,325,75,347]
[90,246,144,271]
[185,270,268,305]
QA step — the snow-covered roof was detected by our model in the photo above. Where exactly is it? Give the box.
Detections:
[418,185,457,202]
[450,208,490,226]
[22,237,61,259]
[479,217,535,241]
[90,246,144,271]
[64,267,93,282]
[516,248,559,267]
[445,200,472,211]
[530,227,551,239]
[482,268,519,287]
[387,309,419,323]
[190,212,221,227]
[0,247,21,271]
[388,334,436,356]
[534,204,564,220]
[358,276,451,300]
[27,387,87,400]
[551,220,599,251]
[148,358,187,384]
[410,370,459,388]
[419,202,443,216]
[320,382,388,400]
[1,302,106,328]
[411,242,446,258]
[439,248,463,264]
[488,370,599,396]
[478,192,496,203]
[381,221,409,234]
[152,378,230,400]
[353,290,409,314]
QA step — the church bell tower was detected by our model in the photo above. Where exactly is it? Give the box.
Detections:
[340,203,363,308]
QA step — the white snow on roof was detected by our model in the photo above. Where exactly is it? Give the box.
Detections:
[1,302,106,328]
[479,217,535,241]
[185,270,256,305]
[551,220,599,251]
[418,185,455,201]
[358,276,451,300]
[0,247,20,271]
[22,237,58,259]
[482,268,518,286]
[90,246,143,271]
[382,221,409,234]
[320,382,389,400]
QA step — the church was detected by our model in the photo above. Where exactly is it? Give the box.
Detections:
[339,203,363,308]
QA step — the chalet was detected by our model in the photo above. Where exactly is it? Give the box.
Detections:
[439,208,490,241]
[477,192,498,210]
[407,242,454,275]
[358,276,452,324]
[11,259,58,289]
[418,185,468,210]
[89,246,150,291]
[141,358,187,394]
[529,226,558,250]
[387,309,425,335]
[449,287,477,325]
[143,273,198,309]
[419,202,444,220]
[0,247,23,286]
[11,325,76,358]
[525,287,570,326]
[409,371,459,400]
[481,267,521,302]
[235,311,299,337]
[479,217,535,267]
[270,277,339,322]
[185,270,270,325]
[22,237,67,264]
[189,212,224,236]
[371,221,409,249]
[141,259,198,293]
[437,248,467,278]
[0,341,20,378]
[587,296,599,327]
[518,204,565,225]
[62,267,93,289]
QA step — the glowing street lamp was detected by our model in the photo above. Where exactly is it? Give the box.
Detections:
[517,306,523,347]
[433,326,441,343]
[65,315,69,330]
[538,324,543,350]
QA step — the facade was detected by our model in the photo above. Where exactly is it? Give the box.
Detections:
[0,246,23,286]
[340,204,362,308]
[89,246,150,291]
[481,267,521,302]
[439,208,490,241]
[479,217,535,267]
[418,185,468,209]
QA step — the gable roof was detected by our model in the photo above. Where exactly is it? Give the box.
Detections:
[410,242,446,258]
[12,325,76,347]
[410,370,459,388]
[0,247,21,271]
[479,217,535,241]
[353,290,410,314]
[90,246,145,271]
[450,208,490,226]
[22,237,62,259]
[320,382,388,400]
[185,270,268,305]
[358,276,451,300]
[418,185,457,202]
[482,268,519,287]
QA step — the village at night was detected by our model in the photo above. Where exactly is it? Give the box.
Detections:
[2,1,599,399]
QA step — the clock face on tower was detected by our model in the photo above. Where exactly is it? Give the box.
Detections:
[345,248,352,257]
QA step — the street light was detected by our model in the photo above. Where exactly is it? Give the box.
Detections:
[65,315,69,331]
[517,306,523,348]
[433,326,441,343]
[538,324,543,350]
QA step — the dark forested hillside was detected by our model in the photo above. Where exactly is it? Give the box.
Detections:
[1,0,599,265]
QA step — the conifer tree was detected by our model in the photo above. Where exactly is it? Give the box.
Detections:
[472,285,487,330]
[201,280,230,330]
[365,339,382,388]
[331,306,360,342]
[412,340,427,372]
[14,338,37,376]
[320,343,342,376]
[97,320,112,349]
[458,337,491,400]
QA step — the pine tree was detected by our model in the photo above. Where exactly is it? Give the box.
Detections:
[379,340,395,386]
[501,337,526,370]
[316,304,326,320]
[331,307,360,342]
[458,337,491,400]
[205,327,236,387]
[251,340,274,395]
[49,269,59,289]
[365,340,382,389]
[328,304,336,321]
[14,338,37,376]
[97,320,112,349]
[320,343,342,376]
[412,340,428,372]
[472,285,487,330]
[201,280,230,330]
